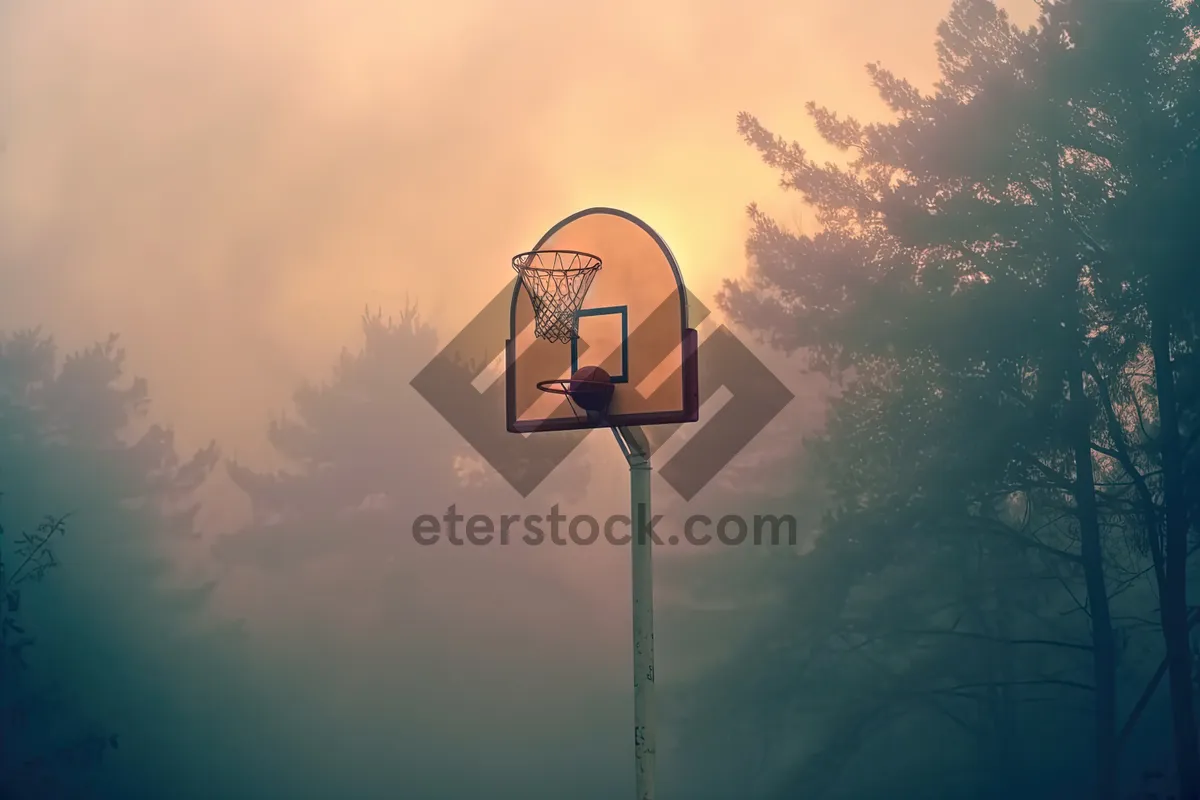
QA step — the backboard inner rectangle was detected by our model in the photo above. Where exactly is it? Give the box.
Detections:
[572,306,628,383]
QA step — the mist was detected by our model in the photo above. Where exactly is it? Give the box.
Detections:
[15,0,1194,799]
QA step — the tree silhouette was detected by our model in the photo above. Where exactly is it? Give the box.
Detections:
[701,1,1200,798]
[0,327,262,799]
[220,301,592,566]
[0,509,120,799]
[227,305,442,526]
[216,303,628,799]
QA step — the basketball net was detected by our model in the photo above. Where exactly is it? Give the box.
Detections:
[512,250,602,344]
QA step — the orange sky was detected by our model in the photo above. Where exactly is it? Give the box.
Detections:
[0,0,1039,460]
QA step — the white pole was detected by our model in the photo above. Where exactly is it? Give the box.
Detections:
[630,451,656,800]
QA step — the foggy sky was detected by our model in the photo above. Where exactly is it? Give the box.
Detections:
[0,0,1036,461]
[1,2,1050,798]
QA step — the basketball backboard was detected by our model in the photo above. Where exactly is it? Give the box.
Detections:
[506,207,699,433]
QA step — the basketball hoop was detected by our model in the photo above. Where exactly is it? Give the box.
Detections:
[502,209,707,800]
[512,249,602,344]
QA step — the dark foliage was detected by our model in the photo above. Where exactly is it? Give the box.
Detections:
[679,1,1200,798]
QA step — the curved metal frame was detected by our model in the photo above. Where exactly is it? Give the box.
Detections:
[506,207,698,434]
[508,208,688,335]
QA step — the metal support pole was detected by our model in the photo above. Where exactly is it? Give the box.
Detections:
[614,427,655,800]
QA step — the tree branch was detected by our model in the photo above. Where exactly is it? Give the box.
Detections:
[8,515,70,587]
[928,679,1095,697]
[969,515,1083,564]
[899,628,1093,652]
[1117,608,1200,753]
[1085,358,1165,589]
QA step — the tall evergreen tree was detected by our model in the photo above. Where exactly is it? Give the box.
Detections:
[0,328,264,799]
[708,0,1200,796]
[218,305,629,799]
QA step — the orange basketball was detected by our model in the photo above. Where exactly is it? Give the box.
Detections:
[568,366,614,413]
